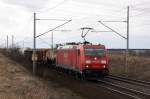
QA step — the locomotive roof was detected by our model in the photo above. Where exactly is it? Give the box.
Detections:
[57,44,79,49]
[57,43,105,50]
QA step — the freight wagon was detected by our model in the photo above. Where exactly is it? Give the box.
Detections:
[24,48,50,64]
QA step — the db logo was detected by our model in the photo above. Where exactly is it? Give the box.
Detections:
[94,57,97,60]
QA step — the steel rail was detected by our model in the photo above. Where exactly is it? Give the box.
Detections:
[109,75,150,85]
[106,76,150,89]
[97,79,150,99]
[96,84,141,99]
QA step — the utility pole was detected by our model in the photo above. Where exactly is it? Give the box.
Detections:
[51,31,53,50]
[7,35,8,49]
[23,41,24,49]
[51,31,54,60]
[33,13,37,75]
[125,6,130,75]
[127,6,129,50]
[12,35,14,48]
[31,13,71,75]
[5,40,6,48]
[97,6,130,76]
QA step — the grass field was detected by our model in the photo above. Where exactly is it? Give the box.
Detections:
[109,54,150,81]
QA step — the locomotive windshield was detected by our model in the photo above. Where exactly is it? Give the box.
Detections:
[85,48,105,56]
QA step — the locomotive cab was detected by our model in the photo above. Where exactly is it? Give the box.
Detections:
[81,44,109,77]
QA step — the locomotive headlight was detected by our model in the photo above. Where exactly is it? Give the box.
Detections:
[103,65,106,68]
[101,60,107,64]
[85,60,91,64]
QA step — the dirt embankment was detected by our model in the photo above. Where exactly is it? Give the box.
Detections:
[0,53,84,99]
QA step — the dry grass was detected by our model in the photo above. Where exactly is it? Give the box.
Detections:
[109,54,150,81]
[0,51,84,99]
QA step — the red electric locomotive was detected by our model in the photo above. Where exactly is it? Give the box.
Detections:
[56,42,109,77]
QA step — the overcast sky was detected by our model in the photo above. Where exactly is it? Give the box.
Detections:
[0,0,150,49]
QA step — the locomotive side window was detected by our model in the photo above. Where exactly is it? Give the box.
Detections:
[85,48,105,56]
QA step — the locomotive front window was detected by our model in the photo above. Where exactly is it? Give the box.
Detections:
[85,48,105,56]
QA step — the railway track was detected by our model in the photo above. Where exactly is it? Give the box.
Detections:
[96,79,150,99]
[94,75,150,99]
[109,75,150,85]
[52,67,150,99]
[106,75,150,88]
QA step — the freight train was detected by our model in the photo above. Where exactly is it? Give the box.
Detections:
[23,42,109,78]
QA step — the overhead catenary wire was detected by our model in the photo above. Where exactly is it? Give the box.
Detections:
[130,11,150,18]
[98,21,127,39]
[37,0,128,21]
[72,0,127,9]
[121,5,150,20]
[8,0,150,48]
[2,15,33,48]
[13,37,32,48]
[54,3,126,18]
[38,0,127,16]
[133,1,150,7]
[38,37,51,46]
[36,20,72,38]
[0,0,149,50]
[37,0,69,14]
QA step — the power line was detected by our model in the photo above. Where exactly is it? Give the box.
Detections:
[39,0,127,20]
[72,0,127,9]
[36,20,72,38]
[132,7,150,12]
[37,0,69,14]
[36,19,71,21]
[98,21,127,39]
[13,37,32,47]
[60,3,126,17]
[38,37,51,46]
[133,1,150,7]
[131,11,150,17]
[119,4,150,19]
